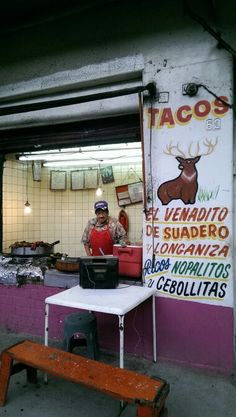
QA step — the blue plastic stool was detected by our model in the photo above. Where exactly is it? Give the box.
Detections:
[63,312,98,359]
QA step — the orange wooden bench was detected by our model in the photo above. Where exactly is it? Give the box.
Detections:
[0,340,169,417]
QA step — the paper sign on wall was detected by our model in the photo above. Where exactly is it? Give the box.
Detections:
[116,182,143,206]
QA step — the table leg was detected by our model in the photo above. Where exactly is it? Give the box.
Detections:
[118,315,124,369]
[45,303,49,347]
[152,295,157,362]
[44,303,49,383]
[118,314,125,409]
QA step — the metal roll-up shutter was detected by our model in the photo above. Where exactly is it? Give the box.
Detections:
[0,82,155,153]
[0,113,141,154]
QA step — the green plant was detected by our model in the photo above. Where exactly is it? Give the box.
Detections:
[197,185,220,202]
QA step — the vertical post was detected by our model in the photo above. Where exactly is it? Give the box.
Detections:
[0,154,5,253]
[139,92,147,214]
[152,294,157,362]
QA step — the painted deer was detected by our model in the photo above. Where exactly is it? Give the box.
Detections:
[157,138,218,205]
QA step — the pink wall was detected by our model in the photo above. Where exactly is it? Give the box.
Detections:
[0,284,154,356]
[156,297,234,373]
[0,284,234,374]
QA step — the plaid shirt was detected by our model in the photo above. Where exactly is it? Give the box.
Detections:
[81,217,127,246]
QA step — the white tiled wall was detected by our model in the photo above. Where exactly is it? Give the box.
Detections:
[3,158,143,257]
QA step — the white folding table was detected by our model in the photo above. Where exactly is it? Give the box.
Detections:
[44,284,157,369]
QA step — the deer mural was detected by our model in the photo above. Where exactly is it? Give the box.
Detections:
[157,138,218,205]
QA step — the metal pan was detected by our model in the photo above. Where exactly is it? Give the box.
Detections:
[11,240,60,256]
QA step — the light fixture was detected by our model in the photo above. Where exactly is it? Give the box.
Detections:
[17,142,142,167]
[95,187,103,197]
[24,200,31,214]
[95,166,103,197]
[20,149,141,162]
[43,156,141,168]
[24,163,32,215]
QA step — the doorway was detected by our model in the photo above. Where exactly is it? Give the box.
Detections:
[2,114,143,257]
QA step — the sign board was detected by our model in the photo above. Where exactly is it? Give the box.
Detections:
[142,61,233,308]
[116,181,143,206]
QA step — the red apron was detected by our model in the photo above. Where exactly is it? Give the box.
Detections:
[90,224,113,255]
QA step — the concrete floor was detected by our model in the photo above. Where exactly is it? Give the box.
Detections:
[0,330,235,417]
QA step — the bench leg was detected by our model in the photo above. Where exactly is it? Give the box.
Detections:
[159,408,168,417]
[26,366,38,384]
[0,352,13,406]
[137,404,167,417]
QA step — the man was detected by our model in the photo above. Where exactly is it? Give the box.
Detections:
[82,200,129,256]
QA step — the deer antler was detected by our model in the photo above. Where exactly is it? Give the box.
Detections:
[164,138,218,159]
[164,142,186,158]
[182,138,218,158]
[189,142,200,158]
[200,138,218,156]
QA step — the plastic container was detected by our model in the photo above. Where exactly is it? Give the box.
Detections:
[113,245,143,278]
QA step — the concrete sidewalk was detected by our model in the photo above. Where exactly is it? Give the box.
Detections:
[0,330,235,417]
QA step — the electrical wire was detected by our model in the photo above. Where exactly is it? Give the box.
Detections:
[185,3,236,59]
[185,82,235,115]
[148,100,156,270]
[132,306,142,355]
[198,83,235,114]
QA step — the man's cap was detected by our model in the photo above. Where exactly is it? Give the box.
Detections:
[94,200,108,212]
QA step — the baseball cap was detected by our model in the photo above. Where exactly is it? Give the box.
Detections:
[94,200,109,212]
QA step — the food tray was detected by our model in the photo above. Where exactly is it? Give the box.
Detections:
[55,258,80,272]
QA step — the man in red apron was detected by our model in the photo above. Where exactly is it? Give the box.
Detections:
[82,200,129,256]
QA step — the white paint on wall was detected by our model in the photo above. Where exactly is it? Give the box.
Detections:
[143,57,234,308]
